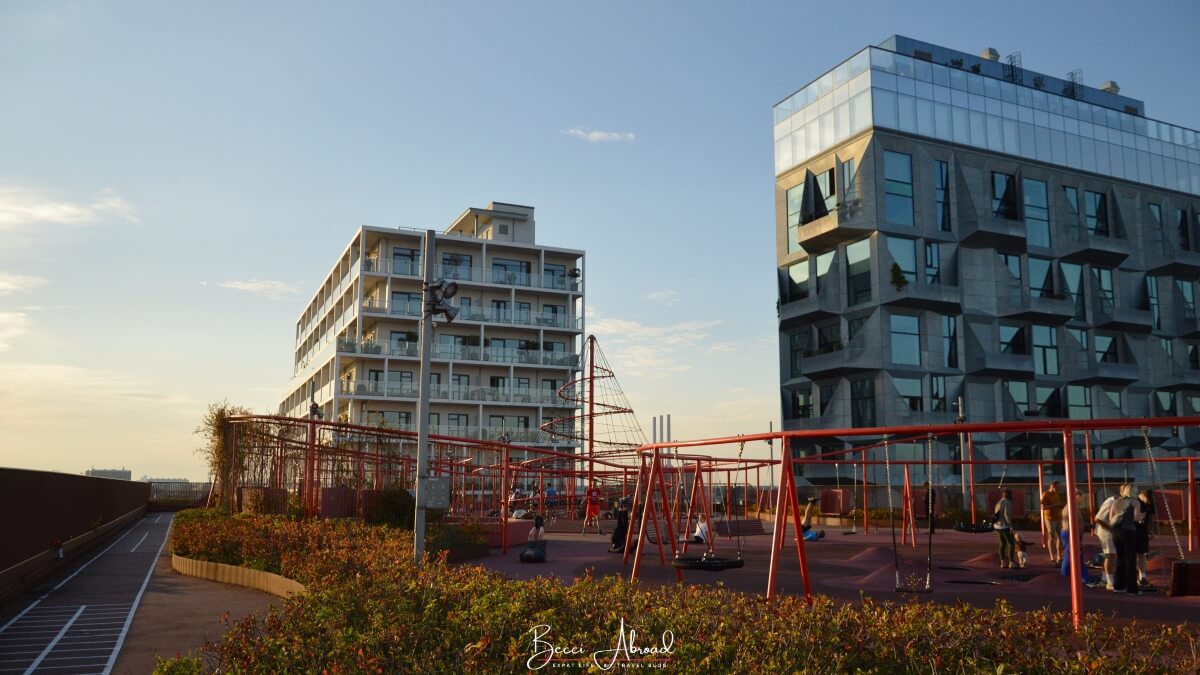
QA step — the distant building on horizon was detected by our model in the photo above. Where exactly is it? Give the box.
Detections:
[278,201,585,467]
[84,468,132,480]
[774,35,1200,490]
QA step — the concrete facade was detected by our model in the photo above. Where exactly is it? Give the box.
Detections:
[775,37,1200,489]
[279,201,585,461]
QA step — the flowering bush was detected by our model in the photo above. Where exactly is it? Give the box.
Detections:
[161,510,1200,673]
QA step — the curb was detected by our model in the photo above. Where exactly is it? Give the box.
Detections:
[171,554,306,598]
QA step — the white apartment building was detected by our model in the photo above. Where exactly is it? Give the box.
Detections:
[279,202,585,458]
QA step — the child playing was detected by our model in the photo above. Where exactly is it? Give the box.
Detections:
[1013,531,1028,569]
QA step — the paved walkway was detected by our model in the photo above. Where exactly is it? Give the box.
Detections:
[0,515,280,674]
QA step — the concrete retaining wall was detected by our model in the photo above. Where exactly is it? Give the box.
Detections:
[171,554,306,598]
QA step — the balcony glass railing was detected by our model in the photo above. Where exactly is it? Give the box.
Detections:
[341,381,578,406]
[361,299,580,330]
[337,338,578,366]
[361,260,579,291]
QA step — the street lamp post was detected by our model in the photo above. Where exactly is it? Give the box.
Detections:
[413,229,458,565]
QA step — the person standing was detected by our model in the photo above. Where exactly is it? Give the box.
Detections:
[1041,480,1066,565]
[1107,483,1144,595]
[1136,488,1156,589]
[1092,492,1119,590]
[582,482,604,535]
[994,489,1016,569]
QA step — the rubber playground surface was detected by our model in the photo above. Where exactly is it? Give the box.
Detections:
[481,518,1200,623]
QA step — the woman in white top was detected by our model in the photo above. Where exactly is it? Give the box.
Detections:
[691,514,710,544]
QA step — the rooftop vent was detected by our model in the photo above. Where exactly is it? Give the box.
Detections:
[980,47,1000,61]
[1100,80,1120,95]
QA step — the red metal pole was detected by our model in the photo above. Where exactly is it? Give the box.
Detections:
[653,453,682,581]
[622,455,647,566]
[1190,459,1198,552]
[501,447,510,556]
[726,471,733,540]
[785,461,814,606]
[967,433,977,525]
[901,465,911,546]
[631,450,660,581]
[862,447,870,535]
[587,335,596,483]
[1038,464,1047,549]
[1062,430,1085,631]
[766,451,791,600]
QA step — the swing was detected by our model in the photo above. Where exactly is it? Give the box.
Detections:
[956,464,1006,533]
[673,451,747,572]
[1138,427,1195,596]
[886,434,933,594]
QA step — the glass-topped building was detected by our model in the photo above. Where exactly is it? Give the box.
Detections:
[774,36,1200,495]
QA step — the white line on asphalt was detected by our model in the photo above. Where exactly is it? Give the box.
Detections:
[130,533,148,552]
[22,605,84,674]
[154,515,161,524]
[102,515,171,675]
[0,521,142,635]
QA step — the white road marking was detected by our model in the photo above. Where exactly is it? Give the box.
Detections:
[154,515,161,524]
[102,515,171,675]
[130,533,148,553]
[22,605,84,674]
[0,524,140,635]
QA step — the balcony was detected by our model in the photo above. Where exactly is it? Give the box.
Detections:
[1144,241,1200,279]
[999,288,1076,325]
[338,339,418,358]
[879,281,961,313]
[796,340,876,378]
[1067,359,1140,385]
[1058,230,1130,267]
[362,300,582,331]
[361,258,422,277]
[1172,303,1200,338]
[958,213,1026,251]
[964,349,1034,377]
[364,261,581,293]
[793,200,873,252]
[336,338,578,367]
[1091,297,1152,334]
[340,381,579,407]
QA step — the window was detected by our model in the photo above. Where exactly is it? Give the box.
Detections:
[1061,262,1085,319]
[392,247,420,276]
[542,263,567,289]
[816,323,841,353]
[851,378,876,427]
[1189,342,1200,370]
[934,160,950,231]
[491,299,511,322]
[1006,380,1029,414]
[489,376,510,390]
[1093,267,1114,314]
[1035,386,1062,417]
[842,159,858,203]
[448,413,469,428]
[818,382,836,416]
[786,184,804,253]
[931,376,947,412]
[846,238,872,305]
[792,390,813,419]
[1100,388,1122,412]
[886,236,917,283]
[1000,252,1021,283]
[1029,257,1053,298]
[542,304,565,326]
[884,151,914,226]
[815,251,835,292]
[442,252,473,280]
[1178,279,1196,319]
[1067,328,1088,351]
[1033,325,1058,375]
[1179,208,1192,251]
[391,291,421,316]
[942,314,958,368]
[1023,178,1050,247]
[991,172,1017,220]
[895,377,923,412]
[1063,186,1079,216]
[890,314,921,365]
[847,315,868,341]
[999,325,1027,354]
[925,242,941,284]
[815,168,837,213]
[516,301,532,324]
[1160,337,1173,359]
[787,260,810,301]
[789,332,809,377]
[491,258,531,285]
[1154,391,1177,416]
[1149,204,1165,255]
[489,414,530,431]
[1084,191,1108,236]
[1067,385,1092,420]
[1147,276,1161,330]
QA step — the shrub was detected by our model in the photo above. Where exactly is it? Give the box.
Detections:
[162,510,1200,673]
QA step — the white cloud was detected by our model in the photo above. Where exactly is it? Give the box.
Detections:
[0,312,30,351]
[643,289,679,305]
[0,272,48,295]
[212,279,302,300]
[562,127,636,143]
[0,185,138,230]
[589,316,722,378]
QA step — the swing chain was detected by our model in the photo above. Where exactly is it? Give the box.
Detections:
[1141,426,1185,561]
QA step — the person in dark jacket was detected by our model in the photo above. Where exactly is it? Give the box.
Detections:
[1135,488,1156,588]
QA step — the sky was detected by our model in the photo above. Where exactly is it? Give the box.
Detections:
[1,0,1198,481]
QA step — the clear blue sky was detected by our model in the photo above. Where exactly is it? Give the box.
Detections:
[1,0,1197,480]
